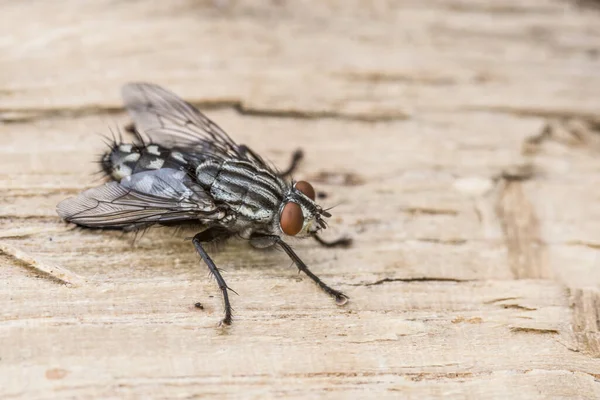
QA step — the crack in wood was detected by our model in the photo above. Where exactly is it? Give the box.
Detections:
[566,240,600,250]
[401,207,459,216]
[495,180,551,280]
[464,106,600,122]
[415,238,467,245]
[0,100,410,124]
[484,297,521,304]
[500,304,537,311]
[510,327,559,334]
[352,277,471,287]
[570,289,600,357]
[522,118,600,155]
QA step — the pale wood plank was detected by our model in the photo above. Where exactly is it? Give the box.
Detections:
[1,0,600,398]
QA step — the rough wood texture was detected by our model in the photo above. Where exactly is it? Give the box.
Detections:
[1,0,600,398]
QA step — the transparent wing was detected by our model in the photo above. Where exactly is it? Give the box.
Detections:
[121,82,268,167]
[57,169,224,230]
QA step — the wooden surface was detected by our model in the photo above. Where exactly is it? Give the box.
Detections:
[1,0,600,398]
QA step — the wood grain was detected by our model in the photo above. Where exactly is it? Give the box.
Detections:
[1,0,600,398]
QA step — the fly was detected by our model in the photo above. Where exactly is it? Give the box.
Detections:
[57,83,351,325]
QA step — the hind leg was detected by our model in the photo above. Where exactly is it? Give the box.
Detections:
[192,228,235,326]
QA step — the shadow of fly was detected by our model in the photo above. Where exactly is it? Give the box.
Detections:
[57,83,351,325]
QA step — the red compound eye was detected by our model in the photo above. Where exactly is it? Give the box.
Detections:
[280,202,304,236]
[295,180,315,201]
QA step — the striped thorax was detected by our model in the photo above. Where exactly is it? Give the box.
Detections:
[195,159,328,239]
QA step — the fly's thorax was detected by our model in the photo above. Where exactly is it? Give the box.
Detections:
[102,142,190,181]
[195,159,287,226]
[277,181,330,238]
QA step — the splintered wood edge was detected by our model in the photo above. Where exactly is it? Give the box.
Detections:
[0,241,86,287]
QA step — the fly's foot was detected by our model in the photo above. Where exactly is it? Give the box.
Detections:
[320,282,349,306]
[334,292,349,306]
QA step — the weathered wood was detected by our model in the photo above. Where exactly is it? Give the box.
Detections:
[1,0,600,398]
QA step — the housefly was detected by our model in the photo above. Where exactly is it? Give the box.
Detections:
[57,83,351,325]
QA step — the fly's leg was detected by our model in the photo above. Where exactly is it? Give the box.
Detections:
[277,149,304,178]
[311,233,353,248]
[238,145,304,178]
[274,237,348,305]
[237,144,264,164]
[124,122,146,145]
[124,122,136,134]
[192,228,234,326]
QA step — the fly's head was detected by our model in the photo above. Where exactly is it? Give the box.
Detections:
[278,180,331,238]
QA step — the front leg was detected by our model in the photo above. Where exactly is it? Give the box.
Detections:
[251,234,348,305]
[312,233,353,248]
[192,228,234,326]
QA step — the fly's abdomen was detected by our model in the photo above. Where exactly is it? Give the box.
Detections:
[101,143,191,181]
[195,160,284,222]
